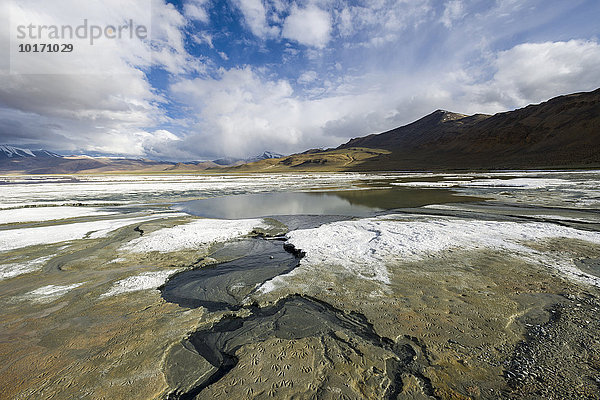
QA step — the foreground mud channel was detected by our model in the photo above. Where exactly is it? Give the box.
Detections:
[1,172,600,399]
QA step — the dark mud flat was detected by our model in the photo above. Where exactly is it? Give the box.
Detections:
[161,213,353,312]
[162,228,435,400]
[162,238,298,311]
[168,295,434,400]
[575,258,600,279]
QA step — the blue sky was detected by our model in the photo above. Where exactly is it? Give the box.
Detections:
[1,0,599,160]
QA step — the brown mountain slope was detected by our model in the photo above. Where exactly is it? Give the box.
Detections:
[233,88,600,171]
[340,109,488,149]
[227,148,390,172]
[340,88,600,170]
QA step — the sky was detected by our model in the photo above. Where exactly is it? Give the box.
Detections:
[0,0,599,161]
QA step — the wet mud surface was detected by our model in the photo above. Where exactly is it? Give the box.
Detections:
[161,238,298,312]
[162,233,437,399]
[575,258,600,279]
[168,295,435,400]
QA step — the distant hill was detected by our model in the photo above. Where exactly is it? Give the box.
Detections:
[0,146,284,174]
[0,145,62,159]
[213,151,284,166]
[0,154,177,174]
[230,88,600,171]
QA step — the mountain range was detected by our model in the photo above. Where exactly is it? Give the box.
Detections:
[232,88,600,171]
[1,88,598,174]
[0,145,62,159]
[0,146,284,174]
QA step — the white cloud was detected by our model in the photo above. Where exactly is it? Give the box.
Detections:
[170,67,363,156]
[234,0,279,39]
[139,129,181,157]
[7,0,152,74]
[298,70,318,84]
[0,0,199,156]
[0,70,165,155]
[6,0,199,75]
[183,0,209,23]
[150,0,203,74]
[282,4,331,48]
[466,40,600,108]
[332,0,433,46]
[338,7,353,37]
[169,38,600,158]
[193,32,214,48]
[440,0,466,28]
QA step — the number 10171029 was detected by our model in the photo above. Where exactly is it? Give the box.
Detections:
[18,43,74,52]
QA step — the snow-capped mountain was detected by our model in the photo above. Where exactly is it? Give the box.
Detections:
[0,145,62,159]
[212,151,284,166]
[246,151,284,163]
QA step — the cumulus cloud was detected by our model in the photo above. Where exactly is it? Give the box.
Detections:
[480,40,600,106]
[282,4,331,48]
[150,0,203,74]
[167,38,600,158]
[440,39,600,113]
[170,67,390,157]
[234,0,279,39]
[169,65,464,157]
[0,0,198,156]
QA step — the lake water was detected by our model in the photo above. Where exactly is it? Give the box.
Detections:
[172,188,477,219]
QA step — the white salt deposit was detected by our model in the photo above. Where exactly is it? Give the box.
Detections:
[0,174,372,208]
[391,178,568,190]
[259,215,600,293]
[390,181,461,188]
[121,218,266,253]
[421,204,471,210]
[461,178,568,189]
[0,215,176,252]
[423,205,599,223]
[101,270,180,297]
[531,214,600,223]
[0,206,118,224]
[21,283,84,303]
[0,256,52,280]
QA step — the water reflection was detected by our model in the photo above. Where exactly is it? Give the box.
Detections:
[173,188,478,219]
[174,192,377,219]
